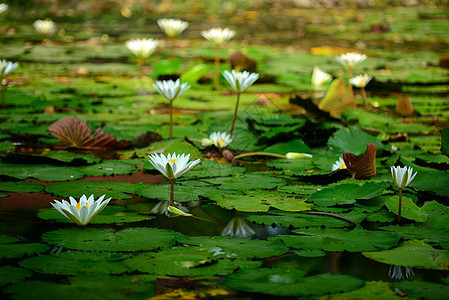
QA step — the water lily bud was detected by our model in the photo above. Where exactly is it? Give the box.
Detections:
[222,149,234,161]
[201,138,213,147]
[285,152,313,159]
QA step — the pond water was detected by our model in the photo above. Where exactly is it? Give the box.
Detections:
[1,1,449,299]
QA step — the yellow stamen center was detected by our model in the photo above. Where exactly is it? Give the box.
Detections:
[220,139,225,146]
[75,202,89,211]
[339,163,346,170]
[170,158,177,164]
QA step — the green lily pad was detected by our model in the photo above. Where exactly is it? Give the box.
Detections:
[363,240,449,270]
[322,281,405,300]
[380,225,449,245]
[272,227,400,252]
[43,151,101,164]
[393,280,449,300]
[136,184,200,203]
[224,268,364,296]
[46,181,142,199]
[427,214,449,230]
[210,190,313,212]
[442,128,449,157]
[328,126,384,155]
[264,139,310,155]
[247,209,367,228]
[19,252,129,275]
[0,181,44,193]
[82,161,136,176]
[385,195,448,222]
[124,246,260,276]
[0,234,20,244]
[181,159,246,179]
[3,275,155,300]
[43,228,178,251]
[409,169,449,197]
[0,243,50,259]
[309,182,388,206]
[0,163,85,181]
[38,206,154,224]
[0,266,33,287]
[210,173,286,190]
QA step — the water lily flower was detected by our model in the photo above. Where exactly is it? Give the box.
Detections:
[331,157,347,171]
[201,27,235,45]
[126,38,159,67]
[350,74,372,88]
[148,152,201,180]
[201,138,213,147]
[223,70,259,135]
[311,67,332,89]
[153,79,190,101]
[222,217,255,238]
[167,205,193,217]
[51,194,111,226]
[223,70,259,93]
[391,166,417,189]
[209,131,232,148]
[153,79,190,139]
[286,152,313,159]
[0,59,19,109]
[388,265,415,281]
[0,3,8,15]
[157,18,188,38]
[0,60,18,76]
[335,52,367,69]
[33,19,56,35]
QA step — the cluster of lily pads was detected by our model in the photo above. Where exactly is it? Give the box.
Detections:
[0,3,449,299]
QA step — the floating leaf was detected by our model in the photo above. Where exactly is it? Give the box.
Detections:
[380,225,449,245]
[209,174,286,191]
[393,280,449,300]
[325,281,403,300]
[0,266,33,287]
[136,184,200,203]
[309,181,388,206]
[19,252,129,275]
[272,227,399,252]
[43,228,178,251]
[224,268,364,296]
[442,128,449,158]
[82,161,136,176]
[385,195,448,222]
[363,240,449,270]
[0,181,44,193]
[46,181,142,199]
[38,206,154,224]
[0,163,85,181]
[328,127,384,156]
[409,169,449,197]
[0,243,49,259]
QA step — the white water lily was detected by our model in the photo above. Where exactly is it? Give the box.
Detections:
[223,70,259,93]
[201,138,213,147]
[158,18,188,38]
[286,152,313,159]
[126,38,159,59]
[0,3,8,15]
[0,60,18,76]
[336,52,367,69]
[201,27,235,45]
[153,79,190,101]
[148,152,201,180]
[51,194,111,226]
[209,131,232,148]
[332,157,347,171]
[350,74,373,88]
[390,166,417,189]
[311,67,332,89]
[33,19,56,35]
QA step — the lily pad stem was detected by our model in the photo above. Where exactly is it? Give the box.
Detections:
[170,179,175,206]
[214,46,220,89]
[398,188,402,223]
[169,99,174,139]
[304,211,362,228]
[234,152,286,160]
[229,92,240,135]
[361,87,368,107]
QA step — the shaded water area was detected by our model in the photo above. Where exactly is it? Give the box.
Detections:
[1,0,449,299]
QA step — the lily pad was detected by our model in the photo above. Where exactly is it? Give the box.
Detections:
[0,243,50,259]
[0,266,33,287]
[136,184,200,203]
[385,195,448,222]
[271,227,400,252]
[19,252,129,275]
[393,280,449,300]
[0,181,44,193]
[363,240,449,270]
[380,225,449,245]
[43,228,178,251]
[46,181,142,199]
[328,127,384,155]
[224,268,364,296]
[0,163,85,181]
[82,161,136,176]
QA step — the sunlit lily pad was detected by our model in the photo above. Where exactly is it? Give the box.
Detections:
[0,163,85,181]
[271,227,400,252]
[385,195,448,222]
[19,252,129,275]
[363,240,449,270]
[38,206,154,224]
[224,268,364,296]
[82,161,136,176]
[43,228,178,251]
[328,126,384,155]
[209,173,286,190]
